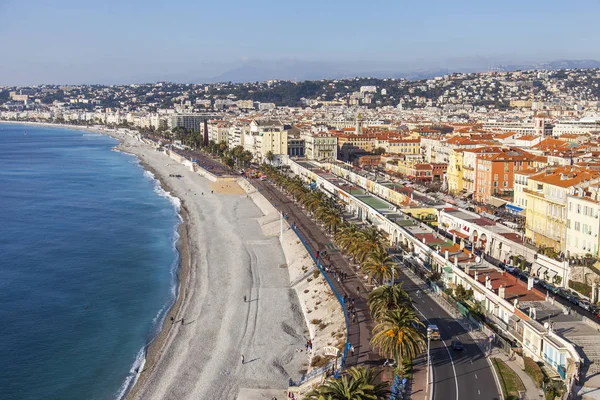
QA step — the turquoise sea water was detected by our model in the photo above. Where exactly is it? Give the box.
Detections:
[0,124,180,400]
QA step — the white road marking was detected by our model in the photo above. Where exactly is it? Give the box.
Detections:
[413,304,460,400]
[475,374,478,379]
[478,390,481,395]
[430,307,433,311]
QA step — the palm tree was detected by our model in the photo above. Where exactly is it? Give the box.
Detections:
[317,206,343,234]
[304,366,389,400]
[265,150,275,164]
[361,247,397,285]
[303,191,326,215]
[335,224,362,256]
[367,283,411,321]
[370,307,425,370]
[352,227,386,263]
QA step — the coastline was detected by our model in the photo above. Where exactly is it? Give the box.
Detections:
[1,119,337,399]
[0,120,192,399]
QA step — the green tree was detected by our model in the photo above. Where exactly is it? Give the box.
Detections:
[265,150,275,164]
[367,283,411,321]
[454,284,473,303]
[361,247,397,285]
[370,307,425,370]
[304,367,389,400]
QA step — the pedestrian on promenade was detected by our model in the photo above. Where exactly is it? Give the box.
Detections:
[241,355,245,364]
[351,297,355,306]
[356,286,360,295]
[244,295,247,302]
[181,318,185,325]
[352,313,356,324]
[350,345,355,356]
[170,316,174,324]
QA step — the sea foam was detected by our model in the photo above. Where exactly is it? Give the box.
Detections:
[143,170,182,212]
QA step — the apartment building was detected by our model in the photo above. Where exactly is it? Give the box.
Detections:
[250,119,288,160]
[566,185,600,257]
[167,114,205,131]
[525,166,600,252]
[302,131,337,161]
[474,149,538,202]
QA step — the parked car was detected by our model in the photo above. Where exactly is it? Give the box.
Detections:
[578,299,591,311]
[505,264,516,273]
[451,339,464,351]
[568,292,581,305]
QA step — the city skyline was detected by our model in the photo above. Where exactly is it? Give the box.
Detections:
[2,0,600,85]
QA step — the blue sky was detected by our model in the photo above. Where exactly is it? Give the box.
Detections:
[1,0,599,85]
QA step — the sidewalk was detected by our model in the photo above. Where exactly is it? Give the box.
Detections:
[410,354,431,400]
[252,179,377,367]
[490,349,543,400]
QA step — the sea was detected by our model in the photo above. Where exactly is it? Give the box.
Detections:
[0,124,181,400]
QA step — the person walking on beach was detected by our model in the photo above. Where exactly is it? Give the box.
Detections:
[356,286,360,296]
[170,316,174,324]
[181,318,185,325]
[244,295,247,303]
[241,355,245,364]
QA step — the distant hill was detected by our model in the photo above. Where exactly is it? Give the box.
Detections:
[205,59,600,84]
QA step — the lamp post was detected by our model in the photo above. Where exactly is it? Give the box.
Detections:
[426,330,431,396]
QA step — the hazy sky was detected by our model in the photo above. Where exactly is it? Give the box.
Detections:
[1,0,599,85]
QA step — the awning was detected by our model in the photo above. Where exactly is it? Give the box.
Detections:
[449,229,469,239]
[488,197,508,208]
[506,204,524,213]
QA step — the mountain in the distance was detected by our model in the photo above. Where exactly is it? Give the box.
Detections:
[204,59,600,84]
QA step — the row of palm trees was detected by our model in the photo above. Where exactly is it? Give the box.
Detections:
[261,165,426,399]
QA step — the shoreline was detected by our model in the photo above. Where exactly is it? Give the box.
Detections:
[2,120,331,399]
[1,120,192,400]
[122,158,192,400]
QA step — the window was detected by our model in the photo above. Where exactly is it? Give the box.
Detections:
[504,181,508,187]
[575,221,581,232]
[504,174,508,181]
[577,204,581,214]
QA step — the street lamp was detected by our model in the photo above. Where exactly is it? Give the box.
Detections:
[426,330,431,395]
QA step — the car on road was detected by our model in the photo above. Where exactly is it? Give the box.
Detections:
[427,325,440,340]
[451,339,464,351]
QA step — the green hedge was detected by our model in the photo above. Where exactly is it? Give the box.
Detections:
[568,280,592,297]
[523,356,544,388]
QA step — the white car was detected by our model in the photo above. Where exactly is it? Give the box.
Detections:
[578,299,591,311]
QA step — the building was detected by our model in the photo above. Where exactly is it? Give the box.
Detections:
[302,132,338,161]
[208,121,230,144]
[287,136,305,158]
[381,138,421,155]
[474,149,538,202]
[566,185,600,257]
[553,117,600,136]
[525,166,600,252]
[250,119,288,160]
[483,119,553,137]
[167,114,205,131]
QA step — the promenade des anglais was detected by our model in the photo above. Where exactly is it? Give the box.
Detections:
[3,1,600,400]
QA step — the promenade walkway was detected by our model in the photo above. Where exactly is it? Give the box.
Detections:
[251,179,378,368]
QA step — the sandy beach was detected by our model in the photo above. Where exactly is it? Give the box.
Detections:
[0,121,343,399]
[108,132,311,399]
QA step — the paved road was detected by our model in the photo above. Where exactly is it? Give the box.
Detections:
[395,267,501,400]
[252,179,375,367]
[253,178,500,400]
